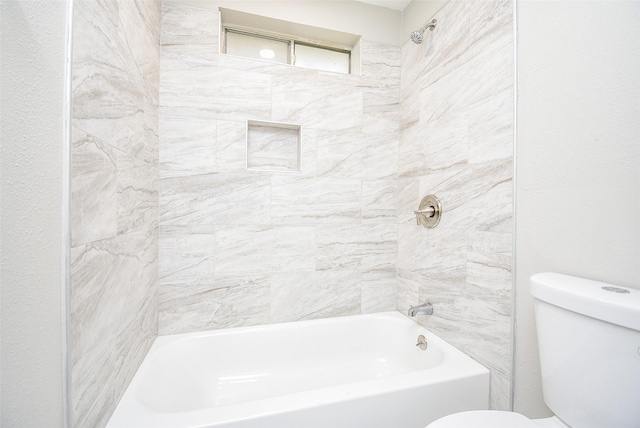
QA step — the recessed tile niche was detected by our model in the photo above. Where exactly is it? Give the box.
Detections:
[246,120,301,173]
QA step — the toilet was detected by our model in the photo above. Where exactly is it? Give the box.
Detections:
[427,272,640,428]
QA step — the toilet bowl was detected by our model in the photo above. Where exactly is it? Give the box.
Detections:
[427,273,640,428]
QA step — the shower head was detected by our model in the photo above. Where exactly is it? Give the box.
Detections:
[410,19,437,44]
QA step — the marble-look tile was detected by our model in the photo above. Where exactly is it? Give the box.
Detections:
[423,111,469,172]
[398,122,427,177]
[70,226,158,427]
[316,224,396,272]
[159,173,271,226]
[467,231,512,292]
[247,123,300,172]
[270,270,361,323]
[419,0,473,88]
[116,149,158,235]
[73,1,153,162]
[362,179,397,223]
[316,129,397,180]
[160,65,272,121]
[271,74,363,131]
[71,128,117,247]
[397,268,420,315]
[361,269,397,313]
[468,88,514,164]
[159,114,217,179]
[119,0,161,104]
[419,158,513,232]
[361,39,401,86]
[469,0,513,59]
[161,3,219,47]
[215,120,247,172]
[397,177,420,225]
[270,176,362,224]
[159,225,216,286]
[363,87,400,135]
[214,226,316,275]
[159,275,270,335]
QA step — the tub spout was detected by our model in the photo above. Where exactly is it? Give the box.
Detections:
[408,302,433,317]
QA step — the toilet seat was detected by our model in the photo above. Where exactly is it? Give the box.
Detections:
[427,410,538,428]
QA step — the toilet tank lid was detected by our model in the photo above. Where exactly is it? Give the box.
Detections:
[530,273,640,331]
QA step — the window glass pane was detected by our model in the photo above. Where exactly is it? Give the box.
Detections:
[226,31,289,64]
[294,44,350,74]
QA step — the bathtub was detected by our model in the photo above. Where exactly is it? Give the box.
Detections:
[107,312,489,428]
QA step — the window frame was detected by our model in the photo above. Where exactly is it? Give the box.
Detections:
[222,25,352,74]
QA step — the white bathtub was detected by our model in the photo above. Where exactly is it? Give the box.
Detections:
[107,312,489,428]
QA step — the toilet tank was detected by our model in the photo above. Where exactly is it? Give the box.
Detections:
[531,273,640,428]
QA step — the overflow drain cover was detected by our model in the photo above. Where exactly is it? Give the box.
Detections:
[601,286,630,294]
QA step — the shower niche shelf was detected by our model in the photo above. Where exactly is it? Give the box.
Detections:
[246,120,301,173]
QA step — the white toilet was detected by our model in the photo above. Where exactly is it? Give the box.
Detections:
[427,272,640,428]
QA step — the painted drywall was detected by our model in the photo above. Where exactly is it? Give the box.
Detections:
[0,0,68,426]
[515,0,640,417]
[167,0,402,46]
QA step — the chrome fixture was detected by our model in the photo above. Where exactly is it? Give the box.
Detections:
[414,194,442,228]
[410,19,437,44]
[415,335,428,351]
[408,302,433,317]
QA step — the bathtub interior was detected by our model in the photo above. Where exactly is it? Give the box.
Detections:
[108,312,490,428]
[138,313,447,412]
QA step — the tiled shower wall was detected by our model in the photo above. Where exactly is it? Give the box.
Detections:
[158,3,401,334]
[398,0,514,410]
[70,1,161,426]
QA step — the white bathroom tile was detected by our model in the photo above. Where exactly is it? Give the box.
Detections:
[316,129,397,180]
[71,128,117,247]
[361,39,401,86]
[398,121,427,178]
[272,73,363,131]
[158,275,271,335]
[159,114,217,179]
[397,177,420,225]
[397,268,420,315]
[363,87,401,135]
[423,111,469,173]
[161,3,219,47]
[467,231,512,292]
[116,149,158,235]
[316,224,397,272]
[270,176,362,224]
[215,120,247,173]
[160,173,271,226]
[160,65,272,121]
[361,269,397,313]
[214,226,316,276]
[362,179,397,224]
[70,226,158,427]
[468,88,514,164]
[270,270,361,323]
[159,225,216,286]
[419,158,513,232]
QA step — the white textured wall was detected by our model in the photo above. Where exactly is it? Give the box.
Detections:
[0,0,68,426]
[515,0,640,417]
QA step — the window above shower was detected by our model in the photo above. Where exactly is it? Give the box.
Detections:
[220,8,361,75]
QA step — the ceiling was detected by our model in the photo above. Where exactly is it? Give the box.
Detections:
[356,0,412,11]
